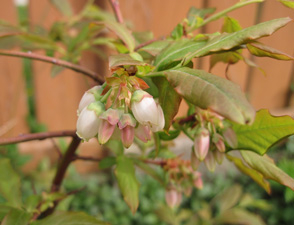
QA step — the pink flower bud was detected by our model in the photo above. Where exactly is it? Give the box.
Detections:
[98,108,121,144]
[223,127,238,148]
[78,86,103,114]
[204,151,216,172]
[212,133,226,153]
[194,128,210,161]
[118,114,136,148]
[76,102,105,141]
[134,124,152,142]
[131,90,165,132]
[165,189,182,208]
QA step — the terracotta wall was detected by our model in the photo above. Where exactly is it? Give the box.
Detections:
[0,0,294,137]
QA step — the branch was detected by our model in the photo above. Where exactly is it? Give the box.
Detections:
[40,135,81,218]
[0,50,104,84]
[0,130,77,146]
[108,0,124,24]
[144,159,166,167]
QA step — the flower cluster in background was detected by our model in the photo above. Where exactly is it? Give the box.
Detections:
[76,68,165,148]
[187,109,238,172]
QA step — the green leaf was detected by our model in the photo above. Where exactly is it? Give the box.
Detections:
[247,42,293,60]
[171,24,184,40]
[109,54,146,69]
[211,185,242,214]
[218,208,266,225]
[209,51,242,70]
[0,205,12,221]
[132,31,154,45]
[232,109,294,155]
[153,77,182,131]
[183,17,292,65]
[102,21,135,52]
[1,208,32,225]
[278,0,294,8]
[226,155,271,193]
[139,40,171,56]
[187,7,216,27]
[31,211,110,225]
[50,0,73,16]
[241,151,294,191]
[19,34,59,51]
[154,39,207,71]
[115,156,139,214]
[0,159,22,207]
[99,156,116,169]
[158,130,181,141]
[151,67,255,125]
[222,17,242,33]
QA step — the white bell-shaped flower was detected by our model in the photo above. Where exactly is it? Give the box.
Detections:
[131,90,165,132]
[78,86,103,115]
[76,101,105,141]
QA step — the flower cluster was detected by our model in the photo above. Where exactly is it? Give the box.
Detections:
[189,109,238,172]
[76,69,165,148]
[163,157,203,208]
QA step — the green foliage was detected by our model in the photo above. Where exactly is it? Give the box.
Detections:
[115,156,140,214]
[232,109,294,154]
[152,67,255,124]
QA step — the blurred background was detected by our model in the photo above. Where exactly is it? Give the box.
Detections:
[0,1,294,224]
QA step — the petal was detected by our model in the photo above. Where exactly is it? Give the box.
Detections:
[121,126,135,148]
[78,92,95,114]
[76,108,99,141]
[98,120,116,144]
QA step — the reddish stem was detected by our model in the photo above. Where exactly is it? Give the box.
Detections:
[108,0,124,24]
[0,130,77,145]
[0,50,104,84]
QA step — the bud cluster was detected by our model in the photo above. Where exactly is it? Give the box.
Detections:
[163,157,203,208]
[76,68,165,148]
[189,108,238,172]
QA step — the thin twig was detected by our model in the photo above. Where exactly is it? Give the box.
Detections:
[0,50,104,84]
[144,159,166,167]
[108,0,124,24]
[0,130,77,146]
[50,138,63,160]
[134,36,165,51]
[71,155,102,162]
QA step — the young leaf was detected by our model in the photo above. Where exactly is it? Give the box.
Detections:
[154,39,207,71]
[0,159,22,208]
[241,151,294,191]
[247,42,294,60]
[151,67,255,125]
[31,211,111,225]
[219,208,266,225]
[211,185,242,214]
[50,0,73,17]
[278,0,294,8]
[101,21,135,52]
[232,109,294,155]
[187,7,216,27]
[153,77,182,131]
[109,54,146,69]
[222,17,242,33]
[226,154,271,193]
[115,156,139,214]
[1,208,32,225]
[183,17,292,65]
[99,156,116,170]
